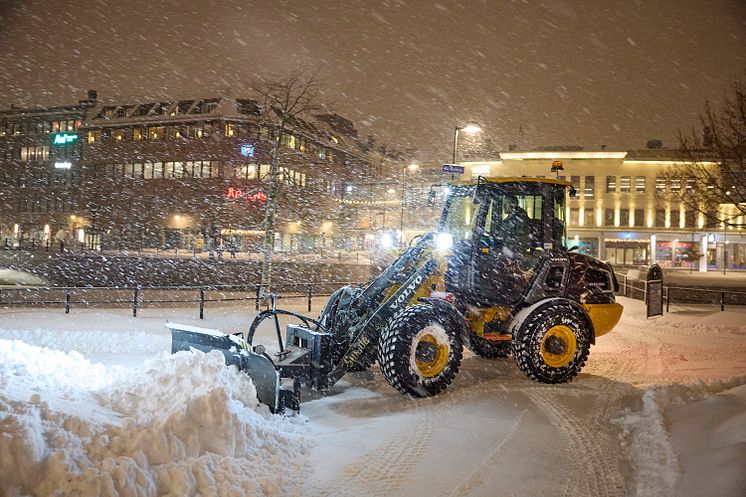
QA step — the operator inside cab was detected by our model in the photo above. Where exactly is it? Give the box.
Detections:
[498,194,532,256]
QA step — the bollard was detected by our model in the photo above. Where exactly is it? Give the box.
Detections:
[65,288,71,314]
[132,287,140,317]
[721,292,725,312]
[666,287,671,313]
[307,285,313,312]
[199,288,205,319]
[255,286,261,310]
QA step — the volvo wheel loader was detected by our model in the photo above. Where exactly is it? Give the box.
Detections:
[168,176,623,413]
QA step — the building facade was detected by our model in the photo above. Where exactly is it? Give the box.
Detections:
[0,91,410,254]
[460,150,746,271]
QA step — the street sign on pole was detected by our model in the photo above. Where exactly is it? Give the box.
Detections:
[442,164,465,174]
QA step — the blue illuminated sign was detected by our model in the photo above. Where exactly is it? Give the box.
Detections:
[241,144,255,157]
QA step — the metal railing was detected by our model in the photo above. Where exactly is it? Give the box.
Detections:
[617,274,746,312]
[0,281,366,318]
[663,286,746,312]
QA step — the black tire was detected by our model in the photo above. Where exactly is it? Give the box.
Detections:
[511,300,592,384]
[467,335,511,359]
[378,303,463,397]
[319,286,376,372]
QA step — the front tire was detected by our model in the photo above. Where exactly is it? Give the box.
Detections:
[378,304,463,397]
[511,300,591,383]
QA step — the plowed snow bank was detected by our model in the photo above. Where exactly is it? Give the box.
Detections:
[0,340,309,497]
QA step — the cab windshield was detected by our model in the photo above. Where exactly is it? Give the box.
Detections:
[439,186,477,241]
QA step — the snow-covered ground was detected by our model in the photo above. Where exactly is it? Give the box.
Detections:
[1,297,745,497]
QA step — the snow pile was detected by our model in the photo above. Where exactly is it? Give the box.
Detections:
[0,326,169,358]
[615,377,746,497]
[0,340,309,497]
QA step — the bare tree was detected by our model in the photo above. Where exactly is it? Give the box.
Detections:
[669,79,746,227]
[251,69,324,289]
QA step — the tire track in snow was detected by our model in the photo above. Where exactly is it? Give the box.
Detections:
[447,409,528,497]
[308,407,436,497]
[526,388,628,497]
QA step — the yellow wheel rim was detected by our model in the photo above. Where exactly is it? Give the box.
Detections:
[415,332,450,378]
[540,325,577,368]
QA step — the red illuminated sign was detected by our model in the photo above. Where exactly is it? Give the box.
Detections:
[226,187,267,201]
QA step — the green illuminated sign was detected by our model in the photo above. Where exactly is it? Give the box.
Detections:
[52,133,78,145]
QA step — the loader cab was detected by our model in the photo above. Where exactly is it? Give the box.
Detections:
[439,178,569,306]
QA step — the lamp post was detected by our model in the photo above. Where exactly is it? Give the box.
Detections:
[400,163,418,243]
[452,124,482,164]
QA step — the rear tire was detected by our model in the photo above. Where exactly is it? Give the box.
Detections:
[511,300,591,383]
[378,303,463,397]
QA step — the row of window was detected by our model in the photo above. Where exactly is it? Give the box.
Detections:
[1,120,81,137]
[85,122,257,143]
[96,99,219,120]
[18,196,76,214]
[564,175,698,198]
[85,125,338,161]
[18,145,76,162]
[234,164,308,187]
[569,208,721,229]
[88,161,308,187]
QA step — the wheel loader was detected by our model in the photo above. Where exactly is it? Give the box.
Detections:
[168,176,623,413]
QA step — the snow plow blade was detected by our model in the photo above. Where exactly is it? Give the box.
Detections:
[166,322,298,413]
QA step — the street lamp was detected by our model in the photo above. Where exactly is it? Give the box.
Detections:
[400,163,419,242]
[452,124,482,164]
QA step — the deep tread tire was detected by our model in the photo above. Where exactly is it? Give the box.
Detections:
[319,287,376,372]
[467,335,511,359]
[378,303,463,397]
[511,300,591,384]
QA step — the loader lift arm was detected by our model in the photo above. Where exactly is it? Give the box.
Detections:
[168,232,442,413]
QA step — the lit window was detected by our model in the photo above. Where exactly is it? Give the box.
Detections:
[133,128,143,141]
[20,146,49,161]
[635,176,646,194]
[225,123,235,137]
[620,176,631,193]
[570,176,580,196]
[606,176,616,193]
[287,135,296,149]
[330,135,339,144]
[584,176,594,198]
[620,208,630,226]
[656,176,666,194]
[147,126,164,140]
[670,178,681,192]
[604,208,614,226]
[87,130,101,143]
[634,209,645,227]
[570,208,580,226]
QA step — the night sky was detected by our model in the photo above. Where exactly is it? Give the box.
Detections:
[1,0,744,160]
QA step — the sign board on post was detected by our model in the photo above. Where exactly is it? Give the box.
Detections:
[442,164,465,174]
[645,263,664,318]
